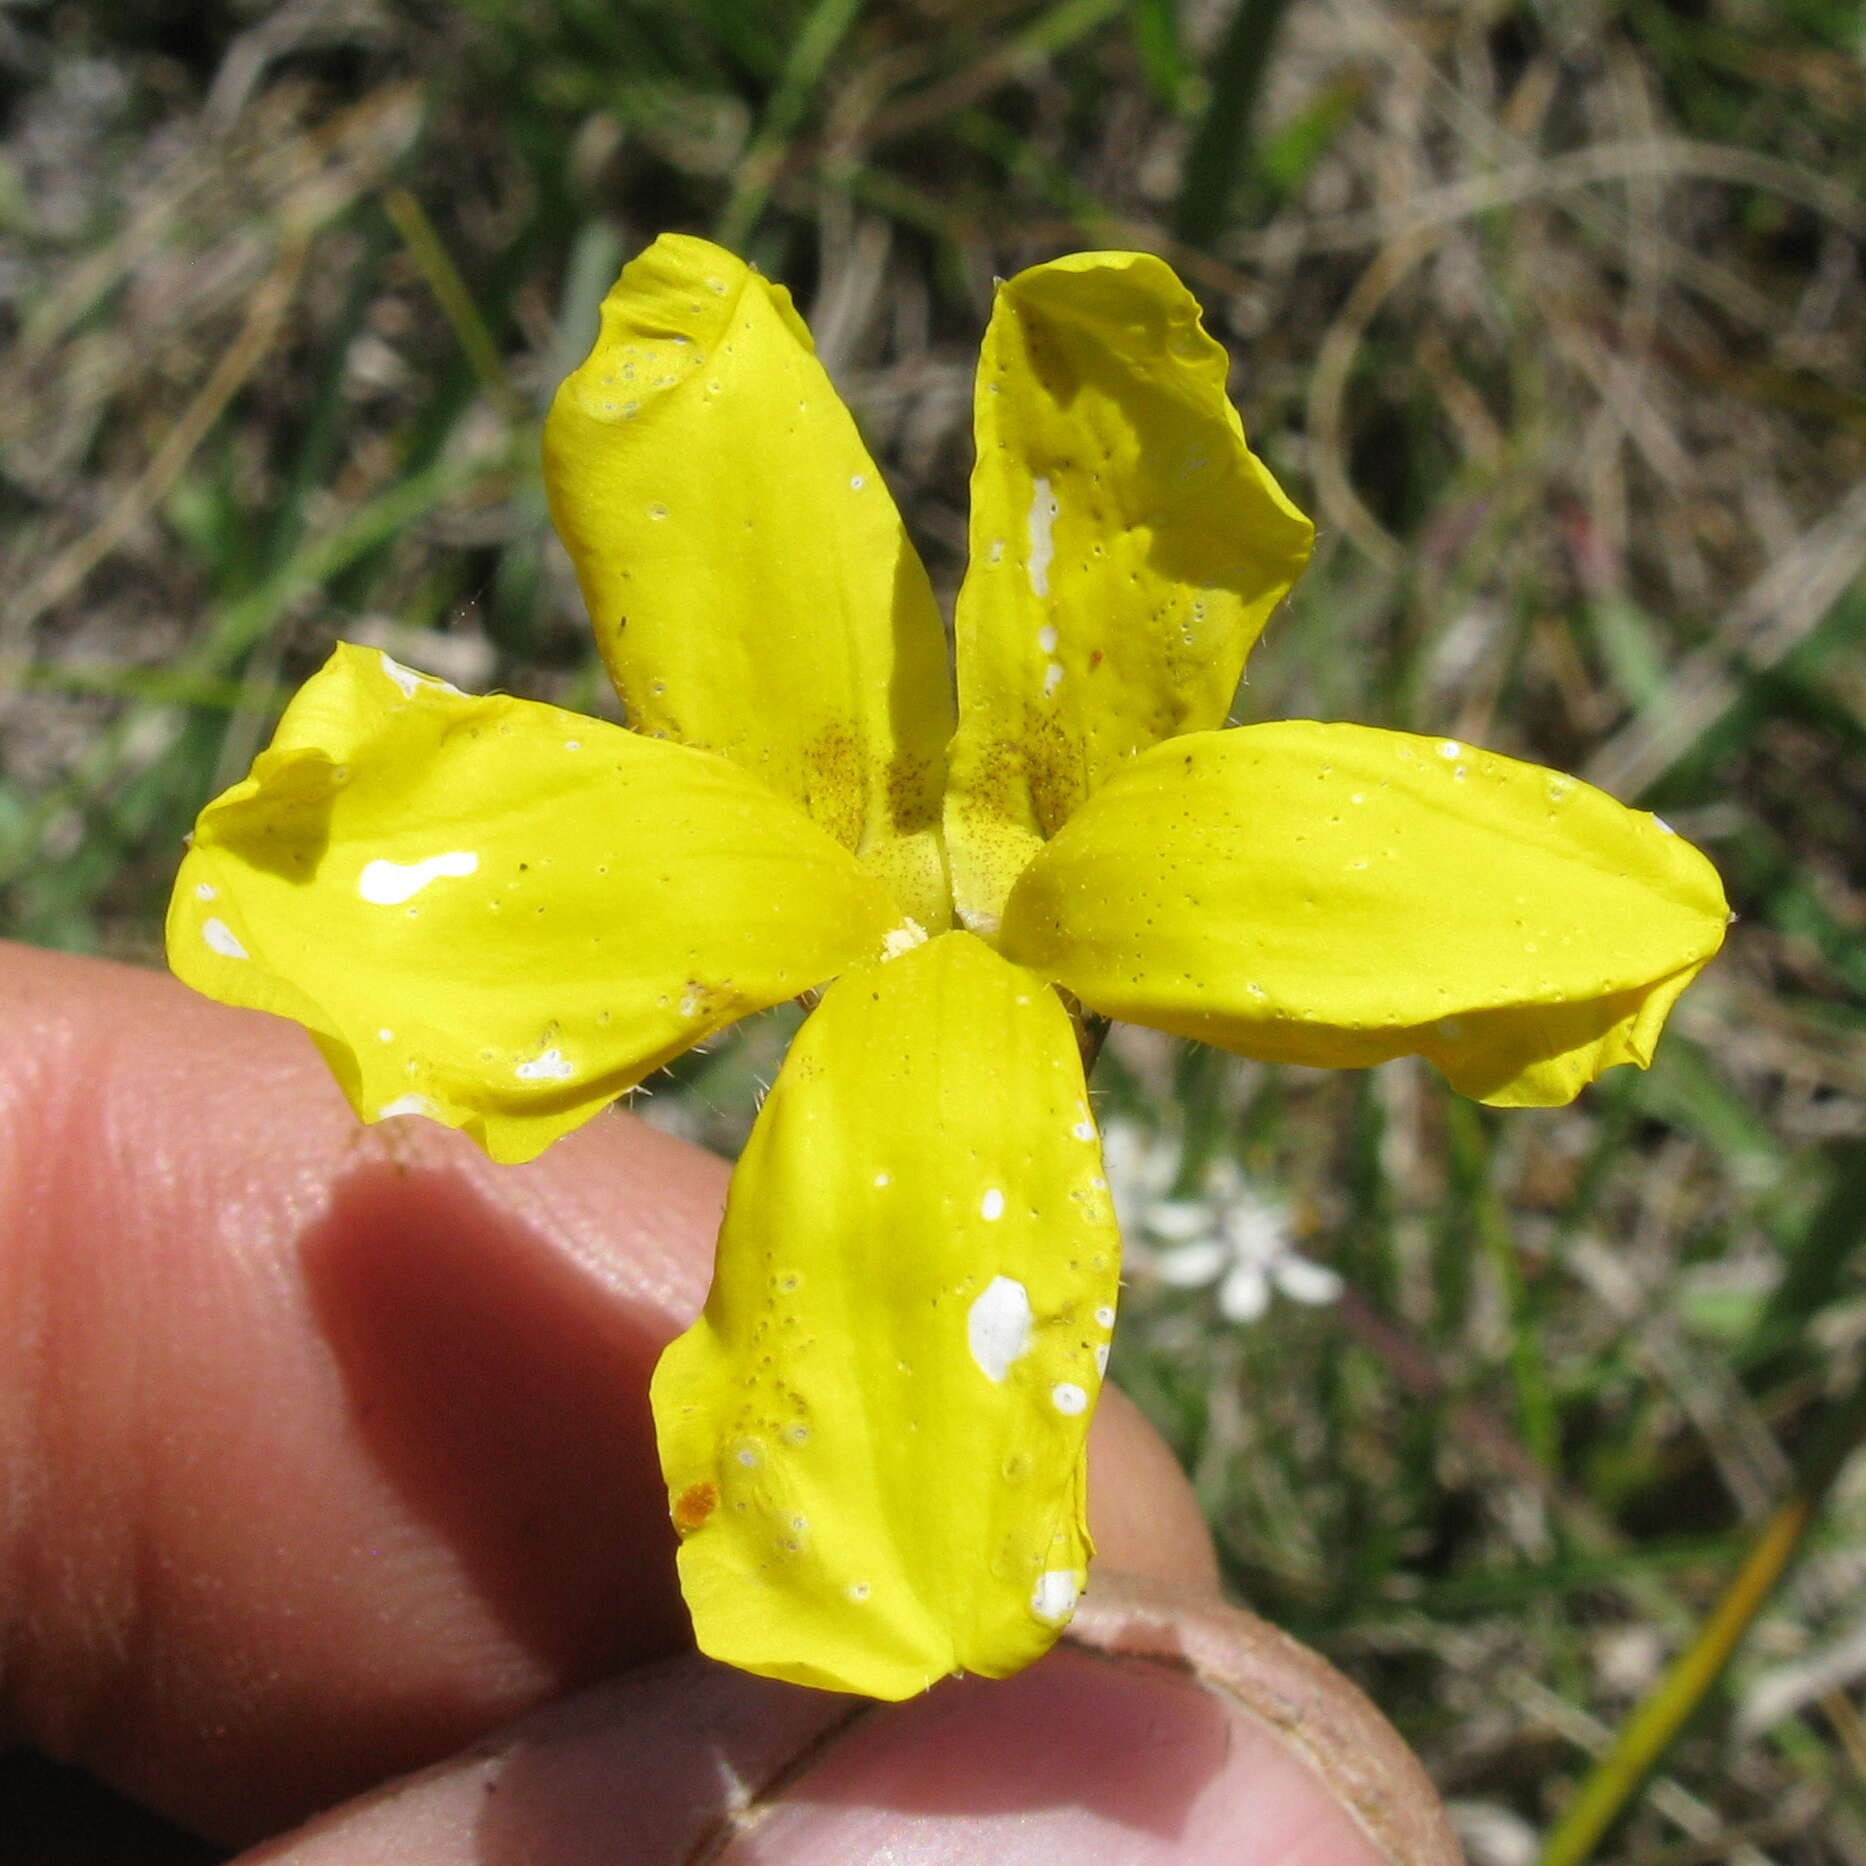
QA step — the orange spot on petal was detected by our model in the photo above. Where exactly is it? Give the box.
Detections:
[673,1481,718,1533]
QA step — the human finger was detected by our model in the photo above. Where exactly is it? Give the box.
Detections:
[0,942,1213,1844]
[240,1577,1457,1866]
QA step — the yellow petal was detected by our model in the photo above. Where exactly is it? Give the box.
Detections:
[166,643,900,1163]
[944,251,1314,933]
[543,234,953,927]
[652,930,1119,1698]
[1001,722,1728,1105]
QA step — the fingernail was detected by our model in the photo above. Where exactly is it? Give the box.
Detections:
[1060,1573,1463,1866]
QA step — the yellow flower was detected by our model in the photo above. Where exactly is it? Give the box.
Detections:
[167,234,1727,1701]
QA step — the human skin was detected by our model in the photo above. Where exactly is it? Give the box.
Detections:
[0,940,1460,1865]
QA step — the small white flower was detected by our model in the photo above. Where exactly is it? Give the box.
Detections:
[1098,1118,1182,1224]
[1102,1122,1343,1324]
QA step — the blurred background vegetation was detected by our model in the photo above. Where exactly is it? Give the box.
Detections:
[3,0,1864,1860]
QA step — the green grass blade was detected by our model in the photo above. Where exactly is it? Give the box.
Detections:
[715,0,867,249]
[1172,0,1299,251]
[1540,1362,1866,1866]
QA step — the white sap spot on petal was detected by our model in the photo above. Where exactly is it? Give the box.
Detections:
[378,1028,394,1042]
[1051,1381,1089,1415]
[847,1582,871,1602]
[968,1275,1033,1382]
[194,881,217,901]
[1026,476,1059,598]
[565,739,582,751]
[1094,1304,1115,1330]
[358,851,479,906]
[873,1171,892,1188]
[1037,624,1059,655]
[980,1187,1006,1222]
[202,918,248,960]
[955,903,1002,938]
[880,917,928,961]
[849,474,865,490]
[1043,661,1064,697]
[516,1047,575,1081]
[1437,740,1462,760]
[380,651,422,696]
[1095,1343,1110,1376]
[1031,1570,1079,1623]
[377,1093,436,1119]
[379,651,460,698]
[1072,1120,1095,1142]
[988,537,1005,566]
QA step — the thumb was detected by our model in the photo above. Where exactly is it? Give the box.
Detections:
[242,1576,1458,1866]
